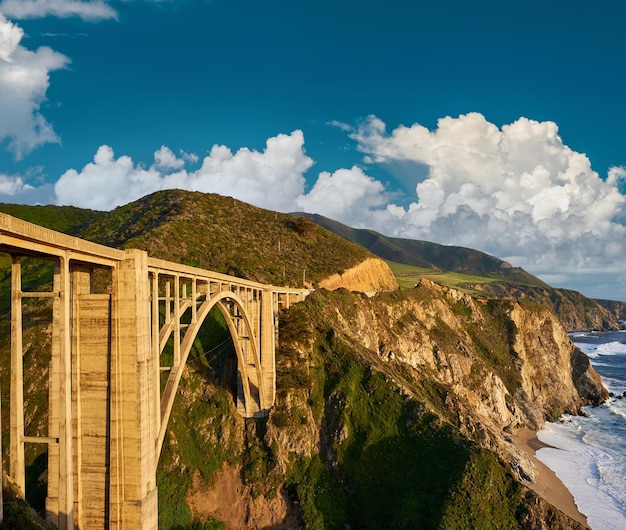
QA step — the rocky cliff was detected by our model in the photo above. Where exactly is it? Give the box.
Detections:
[171,280,605,529]
[595,298,626,322]
[470,283,620,332]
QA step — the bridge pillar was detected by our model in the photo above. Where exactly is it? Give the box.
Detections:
[260,288,276,411]
[9,256,25,496]
[109,249,158,529]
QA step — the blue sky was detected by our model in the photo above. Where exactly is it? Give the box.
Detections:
[0,0,625,300]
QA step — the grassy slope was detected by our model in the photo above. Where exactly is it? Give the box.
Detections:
[387,260,498,292]
[0,203,105,234]
[270,289,542,530]
[296,212,548,287]
[78,190,373,287]
[299,213,621,330]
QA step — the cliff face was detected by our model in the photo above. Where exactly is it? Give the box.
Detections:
[595,298,626,322]
[316,257,398,292]
[292,280,605,440]
[472,282,621,332]
[183,280,606,529]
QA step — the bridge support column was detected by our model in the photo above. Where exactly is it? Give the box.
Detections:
[9,256,25,496]
[260,288,276,412]
[109,249,158,529]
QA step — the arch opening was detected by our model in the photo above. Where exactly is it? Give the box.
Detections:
[155,281,268,461]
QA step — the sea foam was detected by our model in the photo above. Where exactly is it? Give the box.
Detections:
[535,332,626,530]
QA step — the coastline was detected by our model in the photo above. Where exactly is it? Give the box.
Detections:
[510,429,589,528]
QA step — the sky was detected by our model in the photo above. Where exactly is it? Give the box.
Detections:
[0,0,625,300]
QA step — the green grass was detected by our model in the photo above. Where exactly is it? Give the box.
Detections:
[280,320,526,530]
[77,190,372,287]
[0,203,104,234]
[386,260,497,291]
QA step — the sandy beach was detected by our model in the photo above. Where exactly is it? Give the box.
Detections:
[511,429,588,527]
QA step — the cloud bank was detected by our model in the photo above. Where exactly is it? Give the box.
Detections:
[54,131,314,212]
[348,113,626,277]
[0,13,69,158]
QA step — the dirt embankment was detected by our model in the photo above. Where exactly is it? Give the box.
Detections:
[317,257,398,292]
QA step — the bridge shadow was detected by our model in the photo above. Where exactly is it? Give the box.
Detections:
[187,306,238,397]
[25,450,47,514]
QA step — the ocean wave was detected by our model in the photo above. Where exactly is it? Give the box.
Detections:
[537,421,626,530]
[605,402,626,423]
[595,341,626,356]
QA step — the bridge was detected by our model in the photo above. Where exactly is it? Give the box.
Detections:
[0,213,308,529]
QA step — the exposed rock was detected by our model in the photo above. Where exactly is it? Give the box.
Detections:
[317,257,398,292]
[571,347,609,404]
[186,465,299,530]
[519,489,588,530]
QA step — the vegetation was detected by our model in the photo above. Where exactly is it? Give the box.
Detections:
[387,260,496,292]
[296,212,548,287]
[0,202,104,235]
[77,190,372,286]
[273,298,527,529]
[157,307,240,529]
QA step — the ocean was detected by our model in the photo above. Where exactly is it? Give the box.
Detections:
[535,329,626,530]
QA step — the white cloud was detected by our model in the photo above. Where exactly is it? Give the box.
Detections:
[153,145,185,171]
[190,130,313,212]
[0,0,117,21]
[0,172,33,195]
[0,14,69,158]
[348,113,626,280]
[54,131,314,211]
[55,145,167,210]
[296,166,388,222]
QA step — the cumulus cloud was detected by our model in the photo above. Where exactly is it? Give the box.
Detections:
[0,172,33,195]
[0,0,117,21]
[349,113,626,277]
[296,166,389,221]
[54,130,314,211]
[0,14,69,158]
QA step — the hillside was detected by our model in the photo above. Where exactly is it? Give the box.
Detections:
[295,212,546,285]
[74,190,396,289]
[297,212,621,331]
[595,298,626,321]
[158,282,604,529]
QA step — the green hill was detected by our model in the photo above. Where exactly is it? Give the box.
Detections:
[0,202,104,235]
[294,212,548,286]
[75,190,373,287]
[295,212,620,331]
[0,191,612,529]
[0,191,376,290]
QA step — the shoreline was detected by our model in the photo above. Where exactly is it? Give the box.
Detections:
[510,428,589,528]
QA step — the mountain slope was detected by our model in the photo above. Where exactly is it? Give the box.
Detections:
[0,191,609,528]
[296,212,547,286]
[0,202,104,235]
[297,212,621,331]
[76,190,394,288]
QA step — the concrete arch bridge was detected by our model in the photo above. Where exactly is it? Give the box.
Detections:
[0,213,308,529]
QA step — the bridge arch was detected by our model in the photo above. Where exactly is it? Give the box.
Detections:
[156,290,266,458]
